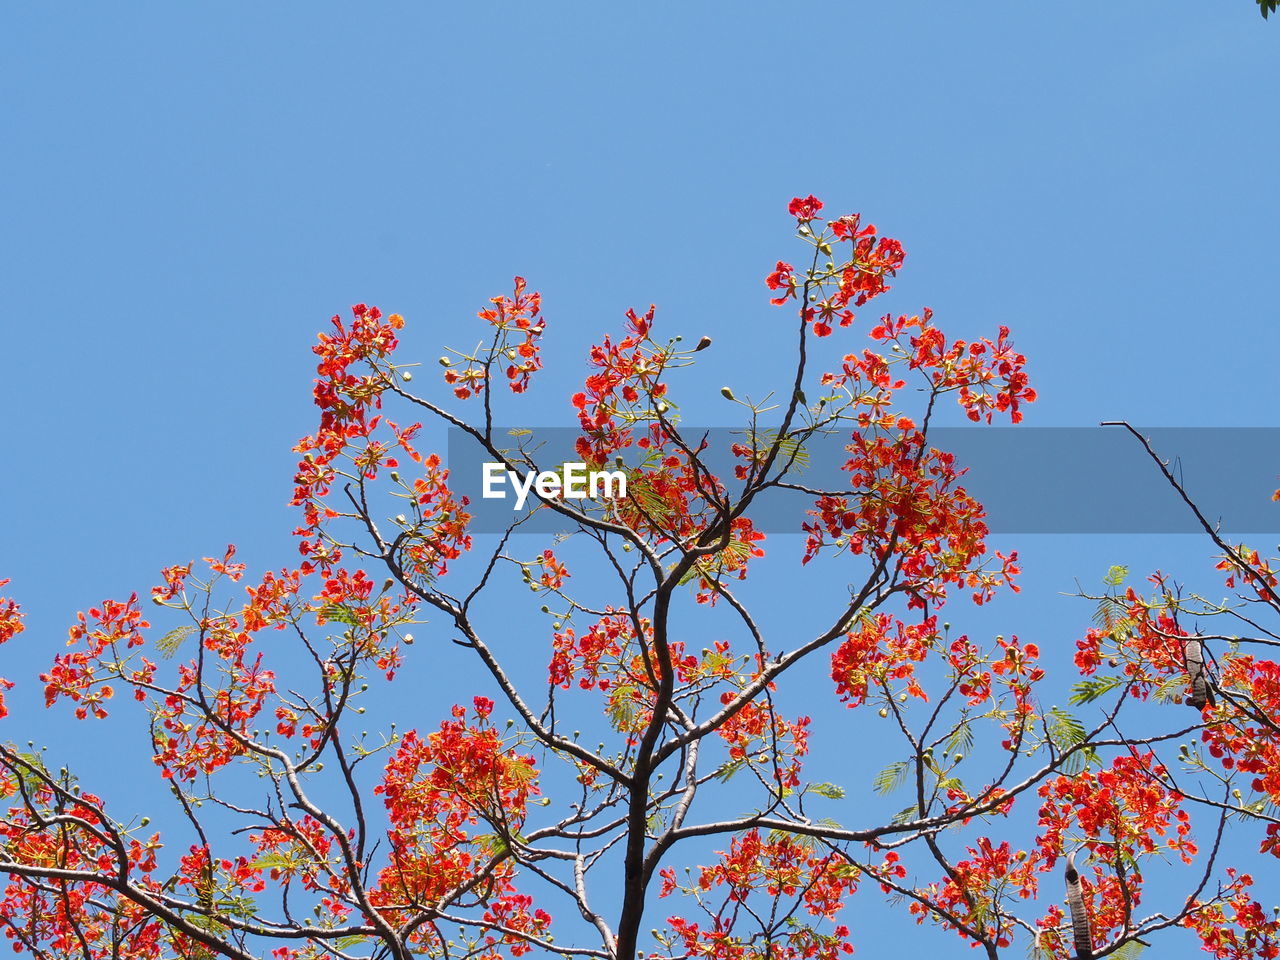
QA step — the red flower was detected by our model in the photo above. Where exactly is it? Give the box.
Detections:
[788,194,824,220]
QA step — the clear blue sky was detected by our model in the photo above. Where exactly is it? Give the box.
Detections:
[2,3,1277,957]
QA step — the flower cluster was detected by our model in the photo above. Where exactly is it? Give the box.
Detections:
[41,592,151,719]
[869,310,1036,424]
[0,782,166,959]
[658,829,858,960]
[907,838,1040,949]
[570,306,668,463]
[831,614,937,706]
[1032,753,1196,952]
[445,277,546,398]
[1180,869,1279,959]
[768,195,906,337]
[0,580,24,718]
[370,699,550,953]
[292,304,423,573]
[802,430,1020,607]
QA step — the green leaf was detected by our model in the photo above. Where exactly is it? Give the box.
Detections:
[1103,565,1129,587]
[0,751,49,798]
[809,782,846,800]
[766,827,816,849]
[1152,672,1189,705]
[713,759,745,782]
[250,852,295,871]
[1111,940,1147,960]
[1047,707,1096,775]
[185,914,229,935]
[1068,675,1124,705]
[607,686,638,731]
[319,603,359,626]
[156,625,195,659]
[945,720,974,757]
[890,803,919,825]
[873,760,910,796]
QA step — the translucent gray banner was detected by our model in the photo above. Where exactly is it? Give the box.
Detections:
[445,427,1280,534]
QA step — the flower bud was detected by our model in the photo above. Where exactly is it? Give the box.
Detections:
[720,386,735,400]
[695,336,712,351]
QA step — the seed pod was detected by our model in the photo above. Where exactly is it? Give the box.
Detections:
[1064,851,1093,960]
[1184,636,1214,710]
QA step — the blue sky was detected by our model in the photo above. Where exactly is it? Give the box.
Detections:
[2,3,1278,956]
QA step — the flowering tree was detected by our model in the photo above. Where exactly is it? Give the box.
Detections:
[1,196,1277,960]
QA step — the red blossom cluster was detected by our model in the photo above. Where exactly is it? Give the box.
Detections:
[1181,869,1279,960]
[41,592,151,719]
[802,431,1020,607]
[831,614,937,706]
[292,303,423,573]
[370,699,550,955]
[4,197,1278,960]
[767,196,905,337]
[713,689,810,790]
[0,782,167,958]
[906,837,1040,948]
[1203,653,1280,811]
[565,307,767,591]
[0,580,24,719]
[445,277,546,398]
[658,829,859,960]
[868,310,1036,424]
[570,306,667,463]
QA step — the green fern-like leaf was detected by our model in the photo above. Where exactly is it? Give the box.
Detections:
[319,603,360,627]
[1111,940,1147,960]
[156,625,195,659]
[945,720,975,757]
[1047,707,1097,774]
[1068,675,1124,705]
[874,760,910,796]
[1103,565,1129,587]
[890,803,919,825]
[713,759,746,782]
